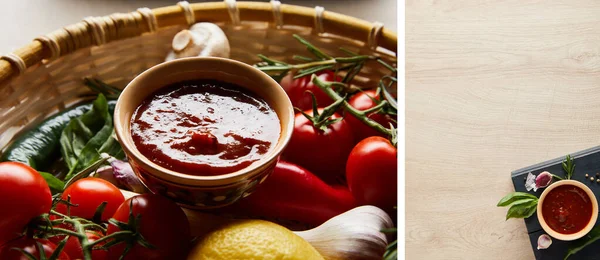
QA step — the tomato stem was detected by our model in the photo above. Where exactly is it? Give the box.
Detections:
[361,101,389,115]
[312,75,393,137]
[296,91,346,132]
[48,227,83,238]
[87,230,131,248]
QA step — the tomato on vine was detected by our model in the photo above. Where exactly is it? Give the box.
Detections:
[0,162,52,245]
[280,70,340,111]
[49,228,106,260]
[346,89,396,143]
[56,178,125,221]
[283,93,354,183]
[106,194,191,260]
[0,237,70,260]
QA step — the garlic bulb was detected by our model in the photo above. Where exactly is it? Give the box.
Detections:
[294,206,394,260]
[165,22,230,61]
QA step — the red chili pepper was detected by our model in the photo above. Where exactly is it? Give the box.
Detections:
[222,160,357,226]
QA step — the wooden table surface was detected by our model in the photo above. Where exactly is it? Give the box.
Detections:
[406,1,600,259]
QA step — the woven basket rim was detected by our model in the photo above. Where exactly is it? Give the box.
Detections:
[0,1,397,86]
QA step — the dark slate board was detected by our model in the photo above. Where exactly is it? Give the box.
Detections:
[511,146,600,260]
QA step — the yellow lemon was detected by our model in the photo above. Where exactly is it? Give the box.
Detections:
[187,219,324,260]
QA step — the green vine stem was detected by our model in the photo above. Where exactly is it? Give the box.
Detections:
[296,91,346,132]
[312,75,394,138]
[32,207,145,260]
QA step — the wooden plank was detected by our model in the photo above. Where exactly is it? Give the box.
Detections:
[406,0,600,259]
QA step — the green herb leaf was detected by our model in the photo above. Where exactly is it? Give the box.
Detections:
[565,225,600,259]
[497,192,538,207]
[60,94,109,170]
[38,171,65,194]
[562,155,575,180]
[63,156,109,188]
[382,228,397,260]
[61,94,124,181]
[505,198,538,220]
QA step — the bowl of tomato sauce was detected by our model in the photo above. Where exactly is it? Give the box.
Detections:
[114,57,294,209]
[537,180,598,240]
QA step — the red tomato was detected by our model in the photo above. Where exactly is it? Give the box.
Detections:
[56,178,124,221]
[280,70,339,111]
[283,109,354,183]
[346,136,397,211]
[0,162,52,245]
[107,194,190,260]
[0,237,70,260]
[50,228,106,260]
[346,90,396,143]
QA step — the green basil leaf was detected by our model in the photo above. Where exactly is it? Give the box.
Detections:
[565,225,600,259]
[63,156,109,188]
[505,199,538,220]
[60,94,109,170]
[61,94,124,181]
[523,202,538,219]
[98,129,125,160]
[497,192,538,207]
[38,171,64,194]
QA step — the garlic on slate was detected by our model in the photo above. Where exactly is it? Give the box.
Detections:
[535,171,553,189]
[165,22,230,61]
[525,171,553,192]
[294,206,394,260]
[537,234,552,250]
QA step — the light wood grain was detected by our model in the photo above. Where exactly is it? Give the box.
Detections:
[406,0,600,259]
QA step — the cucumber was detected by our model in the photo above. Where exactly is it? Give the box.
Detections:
[1,100,117,171]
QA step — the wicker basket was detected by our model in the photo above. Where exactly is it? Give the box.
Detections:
[0,1,396,150]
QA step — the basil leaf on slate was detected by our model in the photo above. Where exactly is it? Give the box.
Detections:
[497,192,538,207]
[505,198,538,220]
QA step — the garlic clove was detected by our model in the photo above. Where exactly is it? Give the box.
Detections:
[172,29,193,53]
[294,205,394,260]
[537,234,552,250]
[535,171,553,189]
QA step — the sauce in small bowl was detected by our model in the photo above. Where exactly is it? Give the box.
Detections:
[114,57,294,209]
[130,80,280,176]
[537,180,598,240]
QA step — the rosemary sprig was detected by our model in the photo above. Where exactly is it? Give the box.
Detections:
[562,155,575,180]
[254,34,385,84]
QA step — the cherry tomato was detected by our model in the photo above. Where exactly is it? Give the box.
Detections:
[280,70,339,111]
[283,109,354,183]
[346,90,396,143]
[0,162,52,245]
[56,178,124,221]
[49,227,106,260]
[0,237,70,260]
[346,136,397,211]
[107,194,190,260]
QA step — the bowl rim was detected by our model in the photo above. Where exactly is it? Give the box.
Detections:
[537,179,599,241]
[113,57,294,185]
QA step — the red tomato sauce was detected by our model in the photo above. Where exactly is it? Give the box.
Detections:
[130,80,280,176]
[541,184,593,234]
